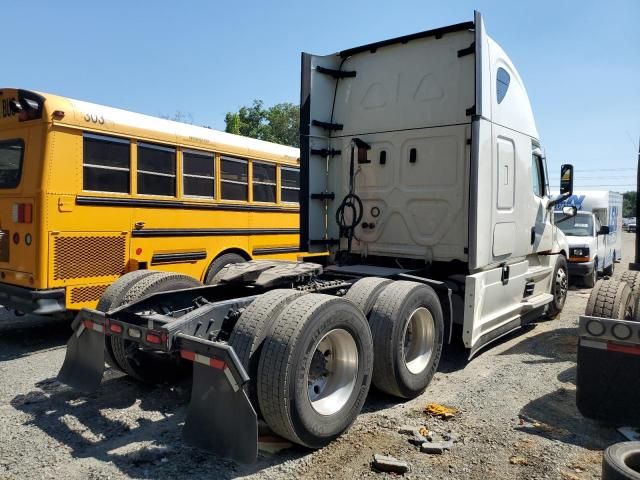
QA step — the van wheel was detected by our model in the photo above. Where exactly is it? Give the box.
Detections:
[344,277,392,318]
[369,281,444,398]
[604,259,615,277]
[547,256,568,319]
[110,272,202,383]
[228,288,304,414]
[257,294,373,448]
[204,253,246,284]
[97,270,158,371]
[585,279,633,320]
[584,266,597,288]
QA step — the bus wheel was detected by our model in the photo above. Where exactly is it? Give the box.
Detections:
[344,277,392,318]
[257,294,373,448]
[110,272,202,383]
[369,281,444,399]
[97,270,158,371]
[204,253,246,284]
[228,288,304,414]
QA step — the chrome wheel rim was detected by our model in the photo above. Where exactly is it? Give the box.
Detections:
[307,328,358,416]
[402,307,435,374]
[555,266,568,305]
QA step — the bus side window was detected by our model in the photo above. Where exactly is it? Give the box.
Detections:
[83,133,130,193]
[281,167,300,203]
[137,142,176,196]
[221,157,248,201]
[253,161,276,202]
[183,150,214,198]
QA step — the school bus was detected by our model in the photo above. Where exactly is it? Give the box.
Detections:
[0,88,301,315]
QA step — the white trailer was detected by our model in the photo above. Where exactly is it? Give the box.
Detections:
[57,11,576,463]
[554,191,623,286]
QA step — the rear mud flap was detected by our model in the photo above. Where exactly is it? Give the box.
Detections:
[183,362,258,463]
[57,320,105,394]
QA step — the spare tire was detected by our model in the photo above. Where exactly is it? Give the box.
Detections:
[602,442,640,480]
[585,279,633,320]
[344,277,392,318]
[110,272,202,383]
[257,294,373,448]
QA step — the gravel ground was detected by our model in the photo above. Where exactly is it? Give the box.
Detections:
[0,233,635,480]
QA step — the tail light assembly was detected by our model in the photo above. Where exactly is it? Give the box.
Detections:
[12,203,32,223]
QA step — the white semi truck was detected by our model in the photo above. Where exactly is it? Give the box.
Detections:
[57,12,575,463]
[554,191,623,286]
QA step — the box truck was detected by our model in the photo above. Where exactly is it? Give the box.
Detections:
[56,11,575,462]
[554,191,623,286]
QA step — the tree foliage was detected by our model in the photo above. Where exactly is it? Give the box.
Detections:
[224,100,300,147]
[623,190,637,217]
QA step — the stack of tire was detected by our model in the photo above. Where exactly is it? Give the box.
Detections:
[583,271,640,480]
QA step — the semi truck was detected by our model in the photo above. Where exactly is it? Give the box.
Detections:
[554,191,623,286]
[57,12,575,463]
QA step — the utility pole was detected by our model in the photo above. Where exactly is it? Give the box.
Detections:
[631,135,640,271]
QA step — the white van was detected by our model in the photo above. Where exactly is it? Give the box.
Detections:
[554,191,623,286]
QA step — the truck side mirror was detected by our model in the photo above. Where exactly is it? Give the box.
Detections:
[560,164,573,196]
[598,225,610,235]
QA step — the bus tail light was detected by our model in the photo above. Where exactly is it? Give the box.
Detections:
[12,203,32,223]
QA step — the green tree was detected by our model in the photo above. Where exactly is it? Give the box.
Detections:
[623,190,637,217]
[224,100,300,147]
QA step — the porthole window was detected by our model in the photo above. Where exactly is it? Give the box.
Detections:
[496,67,510,104]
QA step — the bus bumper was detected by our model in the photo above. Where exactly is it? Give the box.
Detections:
[0,283,66,315]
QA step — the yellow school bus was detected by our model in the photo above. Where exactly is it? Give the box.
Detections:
[0,88,301,315]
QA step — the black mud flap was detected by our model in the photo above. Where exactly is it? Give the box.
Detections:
[183,362,258,463]
[57,315,105,394]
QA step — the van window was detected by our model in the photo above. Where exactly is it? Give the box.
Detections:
[531,154,544,198]
[137,142,176,196]
[83,134,130,193]
[253,161,276,203]
[281,167,300,203]
[496,67,510,104]
[221,157,248,201]
[183,150,214,198]
[554,212,594,237]
[0,139,24,189]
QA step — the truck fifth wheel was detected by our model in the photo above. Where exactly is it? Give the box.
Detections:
[57,11,575,463]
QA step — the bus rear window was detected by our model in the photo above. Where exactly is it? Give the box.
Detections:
[0,140,24,189]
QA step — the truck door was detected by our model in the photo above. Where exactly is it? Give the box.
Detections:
[529,150,553,254]
[593,215,605,272]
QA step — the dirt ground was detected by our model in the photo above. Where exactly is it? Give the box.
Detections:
[0,234,635,480]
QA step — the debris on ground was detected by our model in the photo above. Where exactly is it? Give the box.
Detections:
[420,441,453,454]
[371,454,409,474]
[424,403,458,419]
[509,455,529,466]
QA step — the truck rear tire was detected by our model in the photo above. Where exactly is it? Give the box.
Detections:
[110,272,202,383]
[257,294,373,448]
[602,442,640,480]
[585,279,633,320]
[547,256,568,319]
[97,270,158,371]
[368,281,444,399]
[204,253,246,284]
[344,277,392,318]
[621,271,640,295]
[228,288,304,413]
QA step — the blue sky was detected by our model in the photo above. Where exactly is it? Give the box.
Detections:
[6,0,639,191]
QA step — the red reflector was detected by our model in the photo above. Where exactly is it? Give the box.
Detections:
[109,323,122,334]
[23,203,32,223]
[180,350,196,361]
[146,333,162,344]
[210,358,226,370]
[608,342,640,356]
